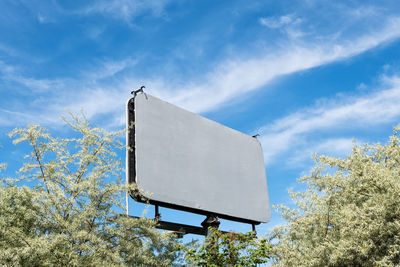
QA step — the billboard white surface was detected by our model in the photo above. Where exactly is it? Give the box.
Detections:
[127,93,270,223]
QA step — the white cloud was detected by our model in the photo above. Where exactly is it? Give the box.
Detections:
[0,60,65,93]
[82,58,137,82]
[314,138,356,156]
[259,15,300,29]
[0,58,138,127]
[142,16,400,114]
[57,88,128,125]
[258,75,400,164]
[286,138,356,168]
[0,107,60,127]
[78,0,170,22]
[259,14,304,39]
[348,5,381,18]
[2,15,400,132]
[62,14,400,127]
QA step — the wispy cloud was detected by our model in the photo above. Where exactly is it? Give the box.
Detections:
[1,13,400,132]
[258,75,400,165]
[259,14,301,29]
[146,16,400,113]
[258,13,306,39]
[286,138,356,168]
[0,61,65,93]
[0,58,138,128]
[0,108,60,127]
[348,5,381,18]
[81,58,137,82]
[77,0,171,22]
[62,14,400,129]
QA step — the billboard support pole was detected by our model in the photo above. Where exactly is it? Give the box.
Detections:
[252,223,257,237]
[201,214,220,237]
[201,215,220,251]
[155,205,161,221]
[126,190,129,215]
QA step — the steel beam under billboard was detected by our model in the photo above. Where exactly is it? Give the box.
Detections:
[127,93,270,224]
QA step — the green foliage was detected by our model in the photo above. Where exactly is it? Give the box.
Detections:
[269,126,400,266]
[0,114,181,266]
[182,228,270,266]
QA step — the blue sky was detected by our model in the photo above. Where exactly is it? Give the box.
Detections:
[1,0,400,238]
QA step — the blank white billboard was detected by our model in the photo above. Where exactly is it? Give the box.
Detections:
[127,93,270,223]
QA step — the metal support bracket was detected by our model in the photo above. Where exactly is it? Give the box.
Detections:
[127,215,227,237]
[131,86,148,99]
[131,86,145,96]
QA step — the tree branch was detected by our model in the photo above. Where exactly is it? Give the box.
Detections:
[33,143,50,194]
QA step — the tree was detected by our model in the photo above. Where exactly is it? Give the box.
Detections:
[181,228,270,266]
[0,114,182,266]
[7,114,400,266]
[268,126,400,266]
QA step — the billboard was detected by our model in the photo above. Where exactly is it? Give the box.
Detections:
[127,93,270,223]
